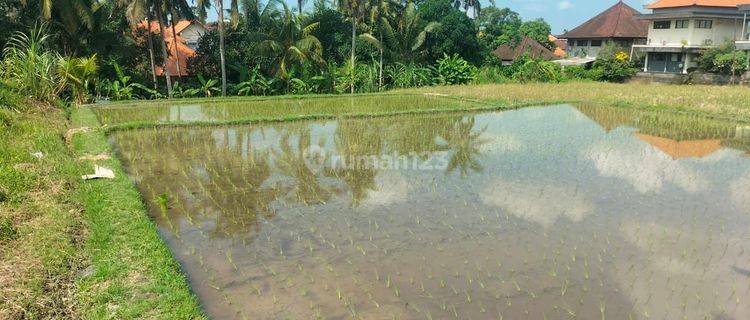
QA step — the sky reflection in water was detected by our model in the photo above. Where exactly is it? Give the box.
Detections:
[111,104,750,320]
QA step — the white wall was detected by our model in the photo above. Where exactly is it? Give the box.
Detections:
[647,18,744,46]
[181,24,208,48]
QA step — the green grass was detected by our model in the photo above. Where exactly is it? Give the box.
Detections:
[0,101,83,318]
[0,85,204,319]
[71,107,205,319]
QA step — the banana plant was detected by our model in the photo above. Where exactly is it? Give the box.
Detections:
[235,67,273,96]
[197,74,220,97]
[172,82,201,98]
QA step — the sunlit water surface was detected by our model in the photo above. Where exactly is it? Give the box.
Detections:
[110,104,750,320]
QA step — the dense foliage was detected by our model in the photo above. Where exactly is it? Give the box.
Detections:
[418,0,482,64]
[697,42,749,76]
[0,0,686,104]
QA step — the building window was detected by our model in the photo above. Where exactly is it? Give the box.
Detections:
[654,21,671,29]
[696,20,712,29]
[576,40,589,46]
[675,20,689,29]
[590,40,603,47]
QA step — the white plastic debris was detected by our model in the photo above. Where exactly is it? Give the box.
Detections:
[82,165,115,180]
[30,151,44,159]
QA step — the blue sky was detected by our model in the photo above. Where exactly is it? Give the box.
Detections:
[206,0,653,34]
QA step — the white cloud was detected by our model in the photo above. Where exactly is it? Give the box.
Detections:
[480,179,594,228]
[585,138,708,194]
[361,173,410,208]
[557,0,574,10]
[479,133,523,154]
[730,170,750,213]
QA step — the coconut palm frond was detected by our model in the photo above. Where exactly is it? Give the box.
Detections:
[358,33,381,49]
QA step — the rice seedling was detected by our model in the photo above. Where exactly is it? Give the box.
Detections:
[102,101,750,319]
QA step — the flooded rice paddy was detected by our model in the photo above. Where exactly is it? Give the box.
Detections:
[108,104,750,319]
[93,94,481,126]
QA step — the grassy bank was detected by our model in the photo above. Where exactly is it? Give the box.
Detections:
[0,88,204,318]
[71,108,205,319]
[0,100,82,318]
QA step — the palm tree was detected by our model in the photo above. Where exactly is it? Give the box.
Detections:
[24,0,95,33]
[230,0,241,29]
[167,0,195,79]
[215,0,227,96]
[145,11,158,89]
[366,0,398,89]
[337,0,370,94]
[154,0,174,97]
[453,0,480,18]
[256,2,324,83]
[380,1,439,62]
[296,0,305,15]
[194,0,211,22]
[120,0,174,96]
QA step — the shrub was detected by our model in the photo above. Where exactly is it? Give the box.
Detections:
[592,58,637,83]
[57,55,99,104]
[695,41,748,78]
[1,23,62,103]
[590,44,637,82]
[562,65,591,80]
[435,54,476,85]
[385,63,434,88]
[474,66,511,84]
[712,51,748,75]
[338,61,380,93]
[513,59,563,83]
[235,66,273,96]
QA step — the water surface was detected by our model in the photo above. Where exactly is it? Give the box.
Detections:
[94,94,480,126]
[111,104,750,319]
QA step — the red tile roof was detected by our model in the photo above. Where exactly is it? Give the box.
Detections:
[646,0,750,9]
[560,1,648,39]
[136,20,197,77]
[549,35,567,57]
[492,37,556,61]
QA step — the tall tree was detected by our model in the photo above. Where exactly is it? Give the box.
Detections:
[337,0,369,94]
[380,1,439,62]
[476,7,522,49]
[215,0,227,95]
[26,0,96,33]
[418,0,481,64]
[230,0,240,28]
[145,11,158,88]
[154,0,174,97]
[296,0,305,15]
[453,0,480,19]
[519,18,554,50]
[366,0,397,89]
[118,0,172,92]
[256,2,324,81]
[166,0,196,79]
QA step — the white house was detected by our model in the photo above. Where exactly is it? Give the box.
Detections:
[172,20,209,49]
[635,0,750,73]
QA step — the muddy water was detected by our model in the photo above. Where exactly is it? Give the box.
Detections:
[110,105,750,320]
